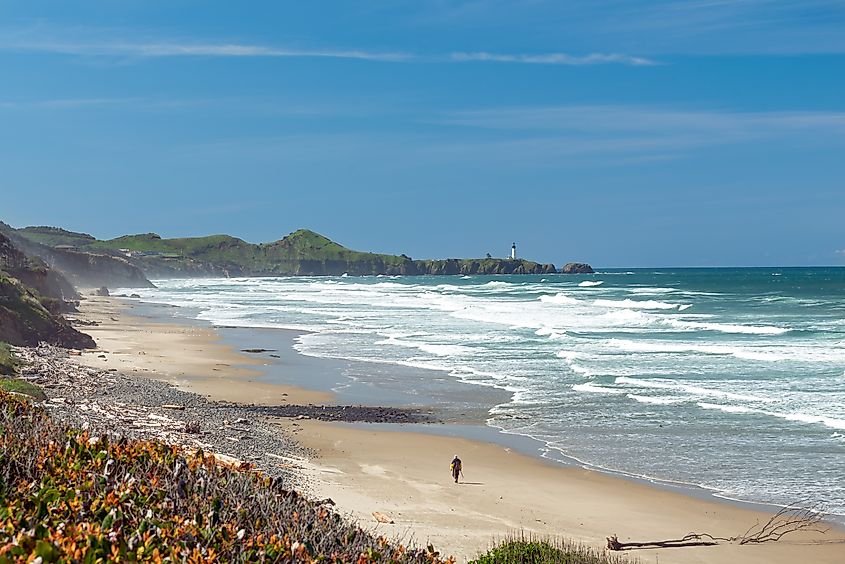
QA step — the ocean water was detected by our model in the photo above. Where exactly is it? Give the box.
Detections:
[122,269,845,516]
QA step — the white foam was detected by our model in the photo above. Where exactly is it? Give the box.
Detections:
[539,293,580,305]
[628,394,686,405]
[594,298,688,310]
[616,376,775,403]
[610,338,845,364]
[696,404,845,430]
[374,336,473,357]
[578,280,604,287]
[537,327,568,340]
[555,350,583,361]
[665,319,789,335]
[571,365,596,378]
[775,412,845,431]
[698,402,758,414]
[628,287,677,295]
[573,382,625,394]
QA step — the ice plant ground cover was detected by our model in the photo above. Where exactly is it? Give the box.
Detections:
[0,391,450,563]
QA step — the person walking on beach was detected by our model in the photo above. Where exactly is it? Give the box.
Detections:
[450,454,463,483]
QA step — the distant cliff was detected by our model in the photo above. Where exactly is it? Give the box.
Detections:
[1,224,154,289]
[10,225,581,278]
[0,232,95,348]
[411,258,556,275]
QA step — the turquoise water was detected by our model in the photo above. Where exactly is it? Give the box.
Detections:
[124,268,845,515]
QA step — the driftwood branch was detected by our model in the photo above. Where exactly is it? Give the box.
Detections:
[607,500,828,551]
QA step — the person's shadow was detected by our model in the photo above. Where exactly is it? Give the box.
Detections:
[459,482,484,485]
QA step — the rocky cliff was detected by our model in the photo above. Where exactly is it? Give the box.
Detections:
[1,224,153,289]
[0,233,95,348]
[0,233,79,312]
[411,258,556,275]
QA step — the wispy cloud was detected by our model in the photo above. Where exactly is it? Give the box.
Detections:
[427,104,845,165]
[0,27,655,66]
[4,39,412,62]
[450,51,658,66]
[0,97,136,109]
[443,105,845,137]
[405,0,845,55]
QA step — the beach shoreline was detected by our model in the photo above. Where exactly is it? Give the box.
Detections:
[65,293,845,563]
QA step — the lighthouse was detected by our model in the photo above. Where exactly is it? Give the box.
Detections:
[510,242,517,260]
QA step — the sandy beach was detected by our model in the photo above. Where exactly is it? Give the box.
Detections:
[69,295,332,406]
[68,295,845,564]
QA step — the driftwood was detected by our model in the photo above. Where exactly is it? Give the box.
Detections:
[372,511,394,524]
[607,500,829,551]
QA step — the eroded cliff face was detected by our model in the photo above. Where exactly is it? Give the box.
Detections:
[0,233,95,348]
[3,232,154,289]
[0,233,79,312]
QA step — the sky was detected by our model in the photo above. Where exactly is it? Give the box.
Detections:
[1,1,844,267]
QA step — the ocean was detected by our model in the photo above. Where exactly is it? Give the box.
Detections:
[121,268,845,517]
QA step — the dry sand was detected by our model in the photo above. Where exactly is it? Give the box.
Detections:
[290,420,845,564]
[70,295,845,564]
[69,296,332,406]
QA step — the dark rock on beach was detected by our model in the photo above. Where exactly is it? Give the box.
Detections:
[244,404,434,424]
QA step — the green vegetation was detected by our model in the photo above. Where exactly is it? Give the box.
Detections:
[0,379,45,401]
[12,225,557,277]
[0,391,451,563]
[471,535,633,564]
[15,226,96,248]
[0,273,95,349]
[91,233,248,255]
[0,343,17,376]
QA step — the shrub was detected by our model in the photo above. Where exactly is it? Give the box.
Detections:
[0,391,451,563]
[0,343,16,375]
[471,534,633,564]
[0,378,46,401]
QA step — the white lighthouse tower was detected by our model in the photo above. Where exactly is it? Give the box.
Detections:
[510,242,517,260]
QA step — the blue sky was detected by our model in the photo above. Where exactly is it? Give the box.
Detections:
[2,1,844,267]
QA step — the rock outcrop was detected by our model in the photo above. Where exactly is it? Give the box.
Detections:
[561,262,595,274]
[0,233,96,348]
[0,224,154,289]
[0,232,79,312]
[411,259,556,275]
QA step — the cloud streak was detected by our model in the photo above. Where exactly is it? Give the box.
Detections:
[0,31,656,66]
[450,51,659,66]
[5,40,412,62]
[443,105,845,137]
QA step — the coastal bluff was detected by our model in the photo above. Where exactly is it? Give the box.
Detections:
[0,232,95,348]
[8,224,588,278]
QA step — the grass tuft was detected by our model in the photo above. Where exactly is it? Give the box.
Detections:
[471,533,635,564]
[0,378,46,401]
[0,342,16,375]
